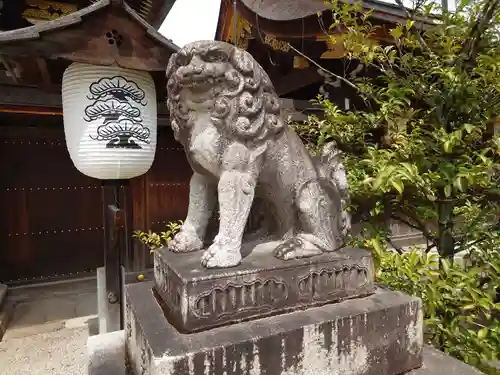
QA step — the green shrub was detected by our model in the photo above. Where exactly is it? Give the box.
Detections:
[370,242,500,372]
[295,0,500,369]
[133,220,182,251]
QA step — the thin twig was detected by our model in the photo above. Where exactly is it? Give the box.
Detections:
[388,238,404,254]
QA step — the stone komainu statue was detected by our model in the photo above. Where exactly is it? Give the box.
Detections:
[165,40,350,268]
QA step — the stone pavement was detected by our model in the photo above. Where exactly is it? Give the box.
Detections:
[2,278,98,340]
[0,278,98,375]
[0,326,88,375]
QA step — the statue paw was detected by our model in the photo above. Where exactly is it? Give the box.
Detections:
[273,237,323,260]
[167,229,203,253]
[201,237,242,268]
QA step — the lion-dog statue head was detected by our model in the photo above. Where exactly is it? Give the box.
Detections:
[166,40,285,147]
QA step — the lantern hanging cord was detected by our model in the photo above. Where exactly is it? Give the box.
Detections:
[233,0,237,46]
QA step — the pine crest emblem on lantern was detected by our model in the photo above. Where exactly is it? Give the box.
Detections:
[84,76,151,149]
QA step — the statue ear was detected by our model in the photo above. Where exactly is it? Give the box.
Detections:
[166,52,179,79]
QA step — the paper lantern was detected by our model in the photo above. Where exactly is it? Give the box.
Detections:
[62,63,157,180]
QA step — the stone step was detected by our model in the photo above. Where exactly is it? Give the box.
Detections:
[0,283,11,342]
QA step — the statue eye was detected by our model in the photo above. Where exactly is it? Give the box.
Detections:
[177,52,191,66]
[205,52,227,63]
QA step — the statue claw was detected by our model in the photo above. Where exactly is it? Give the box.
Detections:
[201,241,242,269]
[273,237,323,260]
[167,229,203,253]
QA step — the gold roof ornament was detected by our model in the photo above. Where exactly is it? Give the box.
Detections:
[226,7,253,50]
[317,35,346,59]
[23,0,77,25]
[293,56,310,69]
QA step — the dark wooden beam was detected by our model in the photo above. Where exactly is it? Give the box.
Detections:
[150,0,177,29]
[272,68,322,96]
[0,84,169,115]
[0,84,62,108]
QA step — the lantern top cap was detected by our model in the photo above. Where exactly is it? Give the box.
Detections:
[0,0,179,71]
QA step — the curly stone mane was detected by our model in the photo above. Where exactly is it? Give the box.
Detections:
[166,40,285,145]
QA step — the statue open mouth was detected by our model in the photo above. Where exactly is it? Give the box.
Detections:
[182,76,224,89]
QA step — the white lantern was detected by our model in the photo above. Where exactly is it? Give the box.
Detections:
[62,63,157,180]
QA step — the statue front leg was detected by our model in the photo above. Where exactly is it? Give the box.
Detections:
[168,173,216,253]
[201,143,264,268]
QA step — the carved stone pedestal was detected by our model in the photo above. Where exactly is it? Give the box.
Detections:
[125,283,424,375]
[153,246,375,333]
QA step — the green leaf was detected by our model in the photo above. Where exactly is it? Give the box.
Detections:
[444,184,452,197]
[392,179,404,194]
[464,124,474,133]
[390,25,403,39]
[453,177,468,192]
[441,259,450,275]
[443,140,453,153]
[477,328,488,339]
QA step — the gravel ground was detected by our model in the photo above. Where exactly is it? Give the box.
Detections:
[0,327,88,375]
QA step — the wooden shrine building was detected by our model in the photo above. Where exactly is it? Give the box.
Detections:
[0,0,192,285]
[215,0,432,113]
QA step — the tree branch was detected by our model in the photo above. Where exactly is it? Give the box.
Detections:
[287,43,361,94]
[388,238,404,254]
[462,0,500,64]
[393,0,433,55]
[391,214,423,232]
[391,212,435,244]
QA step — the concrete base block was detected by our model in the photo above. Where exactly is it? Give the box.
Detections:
[86,284,484,375]
[125,283,424,375]
[88,330,125,375]
[87,341,485,375]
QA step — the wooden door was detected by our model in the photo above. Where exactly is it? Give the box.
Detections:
[0,124,104,283]
[0,120,191,283]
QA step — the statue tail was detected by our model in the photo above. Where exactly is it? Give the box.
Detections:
[313,142,352,236]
